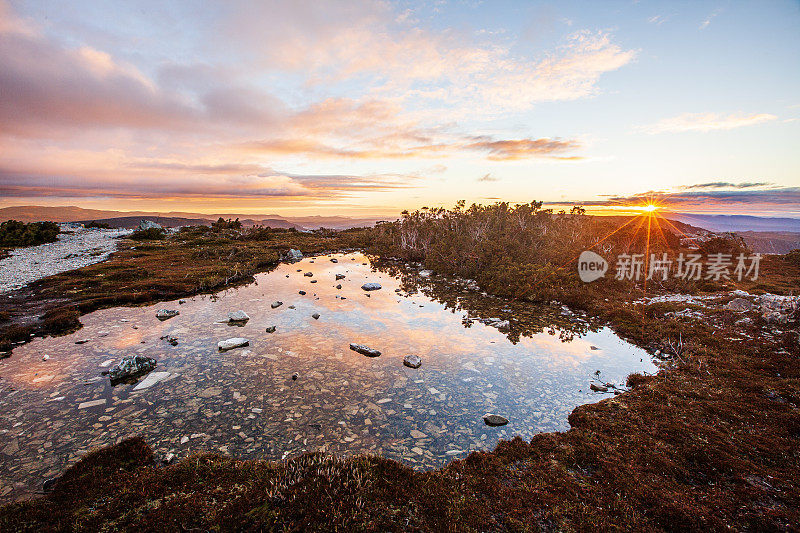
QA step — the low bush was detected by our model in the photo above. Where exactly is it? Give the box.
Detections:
[0,220,60,247]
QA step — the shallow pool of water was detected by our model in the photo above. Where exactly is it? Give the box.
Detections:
[0,252,655,502]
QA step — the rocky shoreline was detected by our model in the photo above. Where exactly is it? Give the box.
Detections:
[0,225,131,294]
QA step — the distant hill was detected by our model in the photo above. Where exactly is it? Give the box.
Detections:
[738,231,800,254]
[76,216,213,229]
[0,205,381,230]
[665,213,800,233]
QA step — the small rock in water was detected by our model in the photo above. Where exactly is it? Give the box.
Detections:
[299,290,306,295]
[109,355,157,383]
[292,372,299,380]
[590,345,599,350]
[218,337,250,351]
[160,335,179,346]
[42,354,50,361]
[265,326,277,333]
[312,313,320,320]
[590,383,608,392]
[330,258,338,263]
[156,309,179,320]
[75,339,89,345]
[483,414,509,427]
[227,310,250,323]
[310,280,318,283]
[361,283,382,291]
[336,284,342,289]
[350,343,381,357]
[303,272,313,277]
[335,274,346,280]
[271,301,283,309]
[178,299,186,304]
[403,355,422,369]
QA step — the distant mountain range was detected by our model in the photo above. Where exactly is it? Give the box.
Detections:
[0,206,392,230]
[664,213,800,233]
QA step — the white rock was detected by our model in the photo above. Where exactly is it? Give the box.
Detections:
[218,337,249,351]
[133,371,171,391]
[227,310,250,322]
[78,399,106,409]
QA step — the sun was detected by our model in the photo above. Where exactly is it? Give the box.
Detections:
[643,204,658,212]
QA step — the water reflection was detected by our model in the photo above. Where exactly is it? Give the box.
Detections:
[0,253,655,503]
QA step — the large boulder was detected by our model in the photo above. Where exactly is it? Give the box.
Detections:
[138,220,163,231]
[108,355,157,383]
[724,298,754,312]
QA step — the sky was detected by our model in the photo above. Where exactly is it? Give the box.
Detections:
[1,0,799,217]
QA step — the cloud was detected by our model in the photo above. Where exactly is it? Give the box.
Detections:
[563,186,800,214]
[477,173,498,182]
[464,137,580,161]
[680,182,772,190]
[641,112,778,134]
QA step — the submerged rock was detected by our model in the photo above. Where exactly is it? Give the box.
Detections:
[403,354,422,369]
[218,337,249,351]
[156,309,179,320]
[361,283,382,291]
[350,343,381,357]
[271,301,283,309]
[227,310,250,322]
[109,355,157,383]
[483,414,508,427]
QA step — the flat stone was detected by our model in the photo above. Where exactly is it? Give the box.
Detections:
[410,429,427,439]
[361,282,382,291]
[218,337,249,351]
[133,371,171,391]
[483,414,508,427]
[78,399,106,410]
